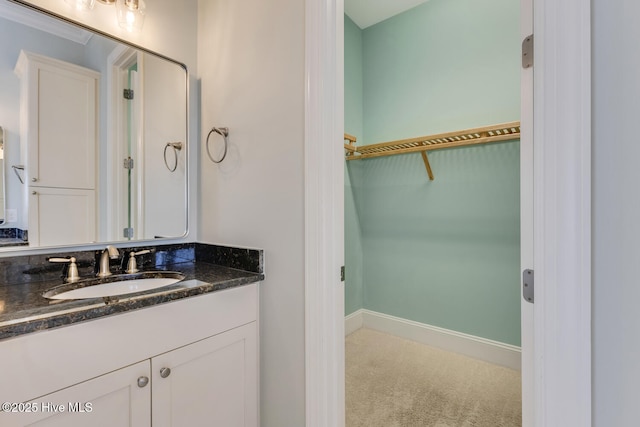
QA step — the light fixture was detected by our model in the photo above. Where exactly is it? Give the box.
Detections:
[115,0,146,32]
[64,0,146,32]
[64,0,96,11]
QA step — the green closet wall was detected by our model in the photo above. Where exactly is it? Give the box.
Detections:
[344,15,364,315]
[344,0,521,346]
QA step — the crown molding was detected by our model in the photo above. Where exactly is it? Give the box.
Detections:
[0,1,92,45]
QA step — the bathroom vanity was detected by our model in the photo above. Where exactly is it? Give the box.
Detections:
[0,243,263,427]
[0,3,263,426]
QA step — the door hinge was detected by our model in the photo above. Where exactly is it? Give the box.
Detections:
[523,269,534,303]
[123,89,134,100]
[522,34,534,69]
[123,157,134,170]
[340,266,345,282]
[123,227,134,238]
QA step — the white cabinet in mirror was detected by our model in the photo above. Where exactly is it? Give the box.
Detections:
[0,0,188,249]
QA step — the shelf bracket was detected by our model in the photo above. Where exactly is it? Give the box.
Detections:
[344,133,357,156]
[421,151,434,181]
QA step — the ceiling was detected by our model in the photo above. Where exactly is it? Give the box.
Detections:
[345,0,430,29]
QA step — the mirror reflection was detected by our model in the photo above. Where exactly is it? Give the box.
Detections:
[0,1,188,249]
[0,127,5,226]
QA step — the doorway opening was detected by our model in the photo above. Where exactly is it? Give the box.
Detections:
[342,0,526,424]
[106,46,144,242]
[304,0,592,423]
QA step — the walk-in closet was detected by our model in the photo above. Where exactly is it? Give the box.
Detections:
[343,0,522,425]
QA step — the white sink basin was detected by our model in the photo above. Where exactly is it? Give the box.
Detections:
[43,272,184,300]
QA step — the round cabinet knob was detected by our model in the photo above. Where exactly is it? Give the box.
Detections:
[160,367,171,378]
[31,177,38,182]
[137,376,149,388]
[31,191,37,195]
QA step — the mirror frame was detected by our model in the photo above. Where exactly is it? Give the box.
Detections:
[0,126,5,227]
[0,0,190,252]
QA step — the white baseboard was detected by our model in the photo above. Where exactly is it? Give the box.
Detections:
[345,309,364,336]
[345,309,521,371]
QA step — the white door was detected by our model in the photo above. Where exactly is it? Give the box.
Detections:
[0,361,151,427]
[152,322,258,427]
[26,56,97,190]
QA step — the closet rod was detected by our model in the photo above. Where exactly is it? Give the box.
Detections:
[346,121,520,161]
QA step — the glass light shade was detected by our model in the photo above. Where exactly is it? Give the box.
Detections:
[64,0,96,11]
[116,0,146,32]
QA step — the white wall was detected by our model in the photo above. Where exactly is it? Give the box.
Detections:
[592,0,640,424]
[197,0,305,425]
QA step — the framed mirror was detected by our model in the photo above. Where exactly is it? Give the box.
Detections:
[0,127,5,227]
[0,0,188,249]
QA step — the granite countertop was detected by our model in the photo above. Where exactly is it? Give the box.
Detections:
[0,243,264,341]
[0,239,28,248]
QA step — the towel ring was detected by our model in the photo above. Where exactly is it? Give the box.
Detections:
[206,127,229,164]
[164,142,183,172]
[12,165,25,184]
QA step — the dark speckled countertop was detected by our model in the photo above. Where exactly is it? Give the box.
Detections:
[0,243,264,341]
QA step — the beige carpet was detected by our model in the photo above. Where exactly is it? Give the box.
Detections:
[346,328,522,427]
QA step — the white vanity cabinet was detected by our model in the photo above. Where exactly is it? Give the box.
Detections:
[28,187,97,247]
[14,50,98,246]
[9,361,151,427]
[152,322,258,427]
[0,283,259,427]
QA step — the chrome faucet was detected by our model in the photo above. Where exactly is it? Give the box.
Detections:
[97,245,120,277]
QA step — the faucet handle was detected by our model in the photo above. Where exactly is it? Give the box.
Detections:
[126,250,151,274]
[49,257,80,283]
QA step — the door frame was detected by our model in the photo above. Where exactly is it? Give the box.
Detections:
[106,46,145,242]
[530,0,592,424]
[303,0,591,426]
[304,0,345,425]
[520,0,534,423]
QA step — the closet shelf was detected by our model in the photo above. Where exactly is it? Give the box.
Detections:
[344,121,520,180]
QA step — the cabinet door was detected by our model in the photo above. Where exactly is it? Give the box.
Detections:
[27,58,97,190]
[152,322,258,427]
[0,361,150,427]
[28,187,96,246]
